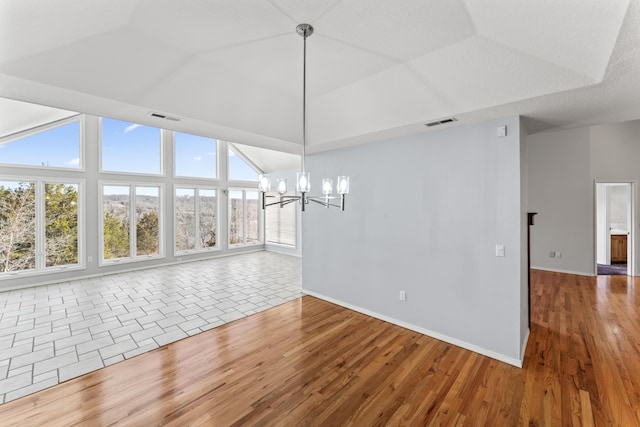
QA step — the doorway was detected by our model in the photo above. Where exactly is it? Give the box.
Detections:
[595,182,632,275]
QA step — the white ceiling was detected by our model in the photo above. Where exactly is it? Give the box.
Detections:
[0,0,637,154]
[0,97,77,139]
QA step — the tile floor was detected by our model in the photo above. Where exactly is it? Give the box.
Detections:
[0,252,302,404]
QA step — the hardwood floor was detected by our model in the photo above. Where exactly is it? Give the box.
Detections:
[0,270,639,426]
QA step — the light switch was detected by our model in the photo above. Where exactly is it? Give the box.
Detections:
[497,126,507,137]
[496,244,505,257]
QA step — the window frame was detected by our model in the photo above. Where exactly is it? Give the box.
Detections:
[0,115,85,172]
[227,143,261,185]
[99,117,165,177]
[264,191,297,248]
[227,187,263,248]
[173,185,220,255]
[0,176,85,279]
[173,131,219,180]
[99,180,165,266]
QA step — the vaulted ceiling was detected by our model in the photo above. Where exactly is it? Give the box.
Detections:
[0,0,637,154]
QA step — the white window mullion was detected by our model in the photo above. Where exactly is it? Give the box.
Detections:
[130,185,136,258]
[35,180,45,270]
[242,190,247,244]
[194,188,201,250]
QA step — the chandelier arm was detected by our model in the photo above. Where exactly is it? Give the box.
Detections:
[307,197,342,209]
[264,198,301,208]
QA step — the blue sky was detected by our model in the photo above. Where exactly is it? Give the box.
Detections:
[0,121,80,168]
[1,117,259,182]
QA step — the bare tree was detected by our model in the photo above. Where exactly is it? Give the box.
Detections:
[0,184,36,272]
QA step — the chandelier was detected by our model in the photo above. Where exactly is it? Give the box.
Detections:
[258,24,350,212]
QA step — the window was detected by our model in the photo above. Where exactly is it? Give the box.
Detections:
[102,183,162,262]
[101,118,162,175]
[45,183,79,266]
[229,189,260,246]
[0,181,35,272]
[136,187,160,256]
[228,146,259,182]
[265,192,296,246]
[0,118,82,169]
[175,132,217,179]
[1,179,81,276]
[175,187,217,253]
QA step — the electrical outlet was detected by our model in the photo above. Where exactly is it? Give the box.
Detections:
[549,251,555,258]
[87,256,93,263]
[495,245,505,257]
[555,252,561,258]
[399,291,406,302]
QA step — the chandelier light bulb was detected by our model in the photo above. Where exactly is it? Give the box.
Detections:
[258,174,271,192]
[276,178,287,195]
[297,172,310,193]
[322,179,333,195]
[337,176,350,195]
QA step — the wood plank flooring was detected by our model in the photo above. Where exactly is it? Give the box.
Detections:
[0,269,639,426]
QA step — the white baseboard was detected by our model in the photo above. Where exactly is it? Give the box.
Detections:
[531,266,595,276]
[302,289,524,368]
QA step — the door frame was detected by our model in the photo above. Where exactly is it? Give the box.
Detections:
[594,180,635,276]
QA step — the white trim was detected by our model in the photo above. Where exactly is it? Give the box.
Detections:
[98,117,163,176]
[0,114,81,145]
[0,115,85,171]
[173,185,221,255]
[520,327,530,360]
[173,130,220,180]
[99,180,165,266]
[0,176,85,279]
[531,266,595,276]
[302,289,524,368]
[227,188,263,247]
[228,142,264,175]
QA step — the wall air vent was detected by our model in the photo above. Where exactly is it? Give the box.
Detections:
[148,112,182,122]
[425,117,457,127]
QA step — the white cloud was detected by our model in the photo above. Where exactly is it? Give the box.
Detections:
[124,123,142,133]
[207,152,216,156]
[193,156,202,161]
[65,157,80,166]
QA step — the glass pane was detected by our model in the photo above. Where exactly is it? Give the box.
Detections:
[0,181,36,272]
[136,186,160,256]
[0,121,80,169]
[175,133,217,179]
[198,189,216,248]
[102,118,161,174]
[45,183,79,267]
[266,192,296,246]
[246,191,259,243]
[228,148,258,182]
[229,190,243,245]
[103,185,130,259]
[176,188,195,251]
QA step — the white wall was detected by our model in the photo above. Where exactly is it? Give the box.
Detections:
[591,120,640,275]
[302,117,527,365]
[527,119,640,276]
[519,120,529,357]
[527,127,594,275]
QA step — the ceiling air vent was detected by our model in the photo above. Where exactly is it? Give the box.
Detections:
[148,112,182,122]
[425,117,457,127]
